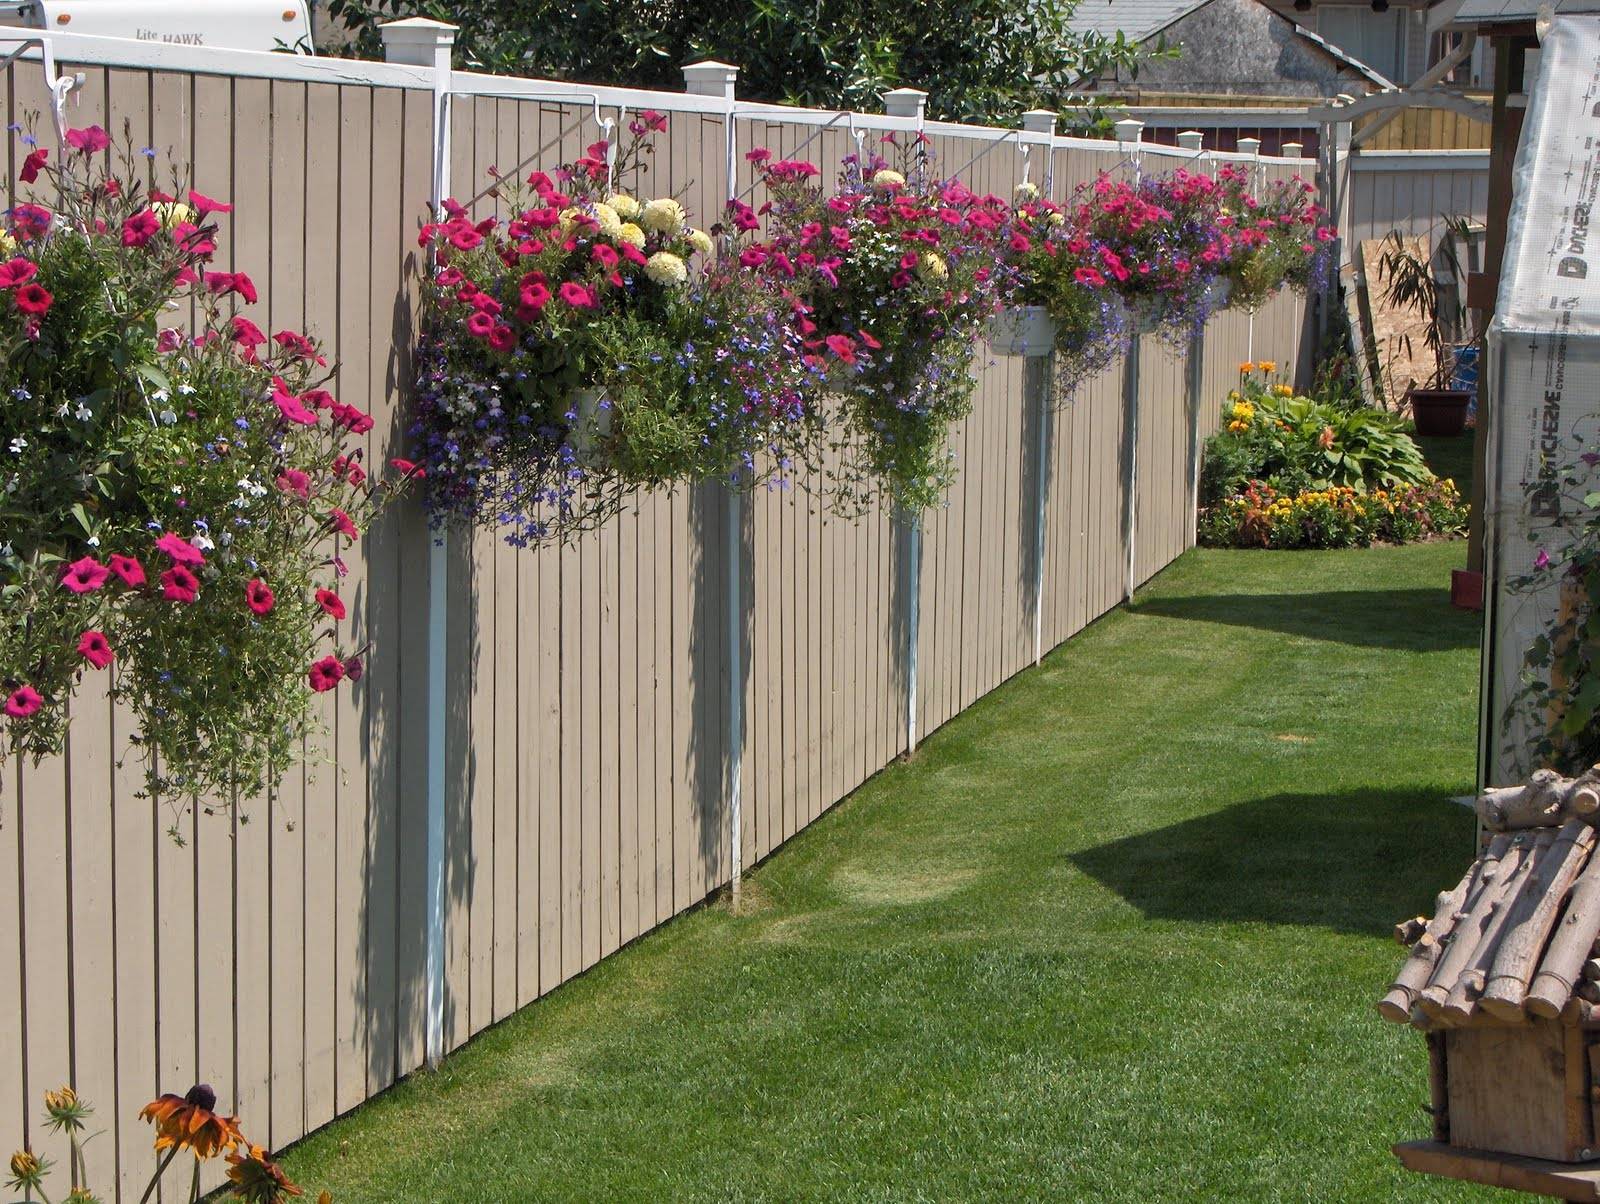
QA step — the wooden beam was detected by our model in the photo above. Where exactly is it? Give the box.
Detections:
[1394,1141,1600,1200]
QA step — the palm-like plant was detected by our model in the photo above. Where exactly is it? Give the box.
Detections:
[1376,219,1477,392]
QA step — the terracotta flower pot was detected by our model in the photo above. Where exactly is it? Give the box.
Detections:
[1408,387,1471,438]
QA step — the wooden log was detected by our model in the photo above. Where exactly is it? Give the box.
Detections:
[1442,831,1553,1022]
[1530,845,1600,1018]
[1479,770,1566,831]
[1395,916,1429,945]
[1483,822,1599,1019]
[1380,842,1507,1023]
[1581,958,1600,983]
[1418,836,1524,1019]
[1579,981,1600,1005]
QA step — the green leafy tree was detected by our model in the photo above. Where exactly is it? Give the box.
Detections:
[320,0,1158,129]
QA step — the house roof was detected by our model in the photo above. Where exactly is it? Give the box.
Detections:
[1068,0,1397,89]
[1448,0,1600,25]
[1380,772,1600,1028]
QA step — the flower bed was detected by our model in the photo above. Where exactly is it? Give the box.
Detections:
[0,123,404,801]
[1199,478,1467,549]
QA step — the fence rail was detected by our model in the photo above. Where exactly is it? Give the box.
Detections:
[0,32,1310,1200]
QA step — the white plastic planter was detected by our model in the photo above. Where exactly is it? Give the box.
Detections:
[989,305,1057,357]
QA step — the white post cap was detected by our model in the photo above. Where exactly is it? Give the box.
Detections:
[682,60,739,101]
[1114,117,1145,145]
[379,17,457,69]
[1020,109,1057,135]
[1282,140,1304,158]
[1176,130,1205,151]
[883,87,928,119]
[1237,136,1262,157]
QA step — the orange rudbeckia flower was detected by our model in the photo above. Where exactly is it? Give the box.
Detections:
[226,1143,305,1202]
[139,1083,245,1160]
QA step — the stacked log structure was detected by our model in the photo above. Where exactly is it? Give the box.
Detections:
[1380,767,1600,1028]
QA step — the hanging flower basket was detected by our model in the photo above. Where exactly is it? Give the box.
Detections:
[988,305,1057,357]
[566,386,612,464]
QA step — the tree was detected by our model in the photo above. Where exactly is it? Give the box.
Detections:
[320,0,1155,130]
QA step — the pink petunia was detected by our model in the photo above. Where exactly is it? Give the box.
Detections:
[231,316,267,351]
[19,147,46,183]
[329,509,359,539]
[154,531,205,567]
[824,334,857,365]
[592,243,619,269]
[276,468,310,499]
[64,125,110,154]
[14,283,51,315]
[344,654,365,683]
[466,311,494,337]
[391,457,425,479]
[307,655,345,693]
[107,554,145,588]
[316,588,347,620]
[160,565,200,603]
[245,578,275,616]
[273,389,319,426]
[0,258,38,289]
[488,324,515,353]
[187,189,232,217]
[204,271,258,304]
[4,685,42,718]
[121,208,161,248]
[76,630,114,669]
[558,281,596,309]
[61,556,110,594]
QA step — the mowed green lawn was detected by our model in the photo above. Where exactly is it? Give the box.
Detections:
[283,538,1509,1202]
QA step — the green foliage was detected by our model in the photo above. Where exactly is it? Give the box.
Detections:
[1201,366,1432,506]
[321,0,1155,128]
[1198,479,1468,550]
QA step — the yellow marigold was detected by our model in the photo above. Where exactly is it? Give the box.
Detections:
[616,222,646,249]
[918,251,949,281]
[592,202,623,238]
[1014,180,1040,200]
[872,168,906,190]
[154,200,196,229]
[643,251,688,286]
[0,230,16,256]
[1258,360,1278,373]
[686,227,714,255]
[1273,383,1294,397]
[606,192,641,219]
[1228,389,1241,401]
[640,197,685,235]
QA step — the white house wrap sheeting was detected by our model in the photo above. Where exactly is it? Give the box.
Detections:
[1485,14,1600,784]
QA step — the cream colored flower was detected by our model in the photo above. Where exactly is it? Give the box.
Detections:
[607,193,641,219]
[0,231,16,256]
[918,251,948,281]
[617,222,646,249]
[687,228,714,255]
[592,202,623,238]
[641,197,686,235]
[154,200,196,229]
[872,169,906,190]
[1014,181,1040,201]
[644,251,688,286]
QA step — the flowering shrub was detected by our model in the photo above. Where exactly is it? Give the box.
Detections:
[732,138,1012,512]
[998,180,1127,392]
[0,124,402,803]
[1199,478,1467,549]
[1201,363,1431,504]
[7,1082,327,1203]
[1068,168,1231,341]
[412,119,815,544]
[1215,167,1335,311]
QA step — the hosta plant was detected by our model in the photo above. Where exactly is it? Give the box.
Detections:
[0,123,404,806]
[731,137,1013,512]
[412,117,816,545]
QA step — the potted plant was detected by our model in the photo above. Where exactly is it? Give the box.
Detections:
[1377,225,1475,437]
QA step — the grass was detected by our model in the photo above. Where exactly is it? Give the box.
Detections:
[283,539,1505,1202]
[1413,429,1476,490]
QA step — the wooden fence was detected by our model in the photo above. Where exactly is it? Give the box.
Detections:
[0,33,1310,1200]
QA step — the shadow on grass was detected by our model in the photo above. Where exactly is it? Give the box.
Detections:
[1133,587,1480,652]
[1070,788,1475,937]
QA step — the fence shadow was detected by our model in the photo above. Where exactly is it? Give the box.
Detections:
[1132,587,1480,652]
[1069,787,1476,937]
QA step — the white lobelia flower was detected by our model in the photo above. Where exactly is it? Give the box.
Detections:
[191,533,215,552]
[159,408,178,425]
[86,534,100,548]
[177,383,196,396]
[152,388,170,403]
[9,436,26,454]
[75,402,92,421]
[0,541,12,557]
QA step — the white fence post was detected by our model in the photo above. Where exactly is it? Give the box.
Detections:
[683,59,746,907]
[1117,118,1144,603]
[380,14,457,1071]
[1022,108,1056,666]
[884,85,928,751]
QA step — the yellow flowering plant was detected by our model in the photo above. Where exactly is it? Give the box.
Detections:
[1199,477,1467,549]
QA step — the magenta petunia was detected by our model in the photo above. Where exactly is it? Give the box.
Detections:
[344,654,364,683]
[273,389,318,426]
[558,281,596,309]
[4,685,42,718]
[65,125,110,154]
[160,565,200,603]
[276,468,310,499]
[187,189,232,217]
[203,271,258,304]
[14,282,51,315]
[19,147,46,183]
[0,258,38,289]
[76,630,114,669]
[307,655,345,693]
[60,556,110,594]
[245,578,275,616]
[329,509,359,540]
[154,532,205,567]
[107,554,146,587]
[315,588,346,620]
[121,208,161,248]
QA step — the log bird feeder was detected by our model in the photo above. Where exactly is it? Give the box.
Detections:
[1383,767,1600,1199]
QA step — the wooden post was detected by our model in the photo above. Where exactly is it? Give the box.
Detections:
[1428,1031,1450,1144]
